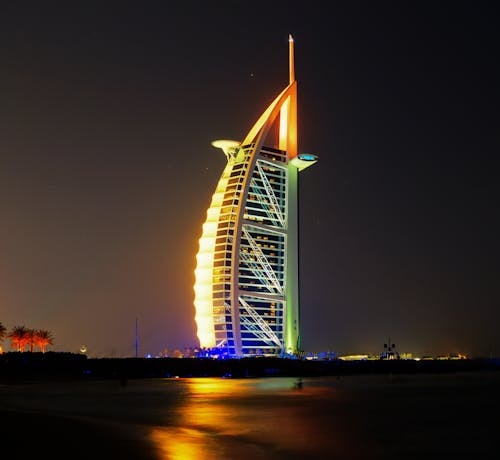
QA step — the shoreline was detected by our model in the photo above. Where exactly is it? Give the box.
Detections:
[1,352,499,382]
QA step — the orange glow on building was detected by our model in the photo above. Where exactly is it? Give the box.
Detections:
[193,36,317,356]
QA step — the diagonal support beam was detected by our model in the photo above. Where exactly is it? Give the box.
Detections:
[255,161,285,227]
[239,296,282,348]
[242,227,283,295]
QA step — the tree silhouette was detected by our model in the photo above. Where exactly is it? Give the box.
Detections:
[34,329,54,353]
[26,328,36,352]
[0,322,6,353]
[8,326,30,352]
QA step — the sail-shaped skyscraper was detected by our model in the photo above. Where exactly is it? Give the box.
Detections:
[194,36,317,357]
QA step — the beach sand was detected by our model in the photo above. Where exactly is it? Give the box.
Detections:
[0,379,170,460]
[0,409,158,460]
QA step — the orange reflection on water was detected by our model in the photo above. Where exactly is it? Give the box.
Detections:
[151,427,214,460]
[150,377,338,459]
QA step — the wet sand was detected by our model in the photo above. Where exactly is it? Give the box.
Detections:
[0,379,168,460]
[0,410,158,460]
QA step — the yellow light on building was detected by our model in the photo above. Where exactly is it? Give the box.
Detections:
[193,36,317,356]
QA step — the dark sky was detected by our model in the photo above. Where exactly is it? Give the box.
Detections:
[1,1,498,358]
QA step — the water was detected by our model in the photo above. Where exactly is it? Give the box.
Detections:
[1,372,498,459]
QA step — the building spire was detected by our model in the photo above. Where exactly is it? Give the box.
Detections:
[242,35,298,154]
[289,34,295,84]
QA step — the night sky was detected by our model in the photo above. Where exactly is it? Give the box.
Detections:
[1,1,498,358]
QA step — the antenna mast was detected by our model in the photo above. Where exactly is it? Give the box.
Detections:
[289,34,295,84]
[135,317,138,358]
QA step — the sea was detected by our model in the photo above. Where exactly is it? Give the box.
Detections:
[1,371,498,459]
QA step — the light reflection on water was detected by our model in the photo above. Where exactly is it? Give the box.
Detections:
[2,372,496,458]
[150,377,343,459]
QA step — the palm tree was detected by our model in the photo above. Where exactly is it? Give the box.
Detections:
[0,322,6,353]
[8,326,30,352]
[26,328,37,352]
[34,329,54,353]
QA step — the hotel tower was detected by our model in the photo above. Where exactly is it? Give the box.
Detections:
[194,36,317,357]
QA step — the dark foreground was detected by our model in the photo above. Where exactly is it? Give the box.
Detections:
[1,352,499,381]
[1,371,499,459]
[1,354,499,459]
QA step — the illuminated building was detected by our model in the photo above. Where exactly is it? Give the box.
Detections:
[193,36,317,357]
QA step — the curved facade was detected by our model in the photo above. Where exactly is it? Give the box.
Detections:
[194,36,317,357]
